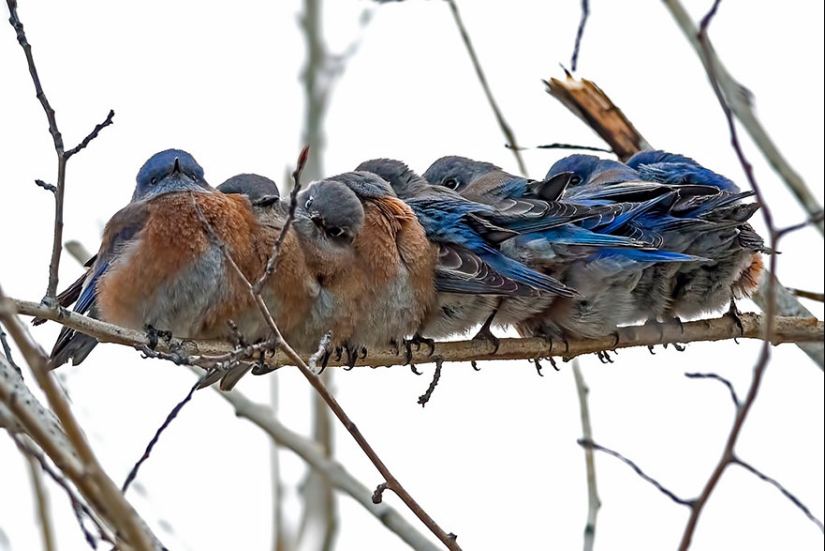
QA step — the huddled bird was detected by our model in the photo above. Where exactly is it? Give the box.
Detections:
[38,147,764,386]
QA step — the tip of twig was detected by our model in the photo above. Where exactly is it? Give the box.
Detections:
[297,145,310,171]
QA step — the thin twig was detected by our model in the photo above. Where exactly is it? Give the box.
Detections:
[254,145,309,294]
[417,358,443,407]
[684,372,740,408]
[733,458,825,533]
[572,361,600,551]
[787,288,825,303]
[12,434,111,549]
[201,377,441,551]
[0,326,21,375]
[674,4,784,548]
[445,0,527,175]
[64,110,116,159]
[0,286,161,550]
[122,375,205,494]
[189,154,461,550]
[6,0,115,303]
[661,0,824,236]
[21,437,57,551]
[570,0,590,72]
[578,439,691,506]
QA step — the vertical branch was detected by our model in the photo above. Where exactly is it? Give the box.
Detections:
[269,375,290,551]
[660,0,824,237]
[7,0,65,302]
[445,0,528,175]
[23,438,57,551]
[572,360,600,551]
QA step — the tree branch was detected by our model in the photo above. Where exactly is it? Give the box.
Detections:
[660,0,825,236]
[445,0,527,175]
[6,1,115,303]
[0,286,162,550]
[572,360,600,551]
[14,298,822,368]
[200,371,442,551]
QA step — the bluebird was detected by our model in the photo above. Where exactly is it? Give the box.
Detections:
[48,150,278,369]
[422,155,704,342]
[290,171,439,364]
[546,152,766,325]
[358,158,604,347]
[201,172,320,390]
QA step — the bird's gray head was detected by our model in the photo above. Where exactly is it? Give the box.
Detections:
[354,159,425,198]
[295,179,365,247]
[327,171,396,200]
[217,173,280,206]
[133,149,210,202]
[422,155,500,192]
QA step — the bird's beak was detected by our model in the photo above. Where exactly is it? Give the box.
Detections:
[172,157,182,174]
[310,212,324,228]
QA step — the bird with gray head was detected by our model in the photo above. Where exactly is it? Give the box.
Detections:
[423,154,707,344]
[358,158,582,348]
[292,171,439,367]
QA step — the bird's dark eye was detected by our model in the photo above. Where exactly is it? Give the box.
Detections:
[443,177,460,190]
[305,196,314,209]
[570,175,582,185]
[150,177,158,186]
[326,226,346,238]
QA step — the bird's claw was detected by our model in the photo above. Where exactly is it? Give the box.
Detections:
[471,326,500,354]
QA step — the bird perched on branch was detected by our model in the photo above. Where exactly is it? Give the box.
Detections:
[544,151,766,328]
[291,171,438,365]
[47,150,287,370]
[423,155,707,342]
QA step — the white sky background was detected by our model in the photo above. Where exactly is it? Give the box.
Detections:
[0,0,823,550]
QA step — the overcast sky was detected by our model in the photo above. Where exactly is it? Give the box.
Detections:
[1,1,822,550]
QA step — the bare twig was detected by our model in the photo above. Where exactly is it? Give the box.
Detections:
[12,434,107,549]
[254,145,310,295]
[20,437,57,551]
[661,0,824,236]
[0,286,161,550]
[733,458,825,533]
[7,1,115,304]
[752,270,823,369]
[684,372,740,408]
[15,299,823,367]
[65,240,95,265]
[572,361,600,551]
[201,380,441,551]
[187,150,460,549]
[672,5,785,547]
[445,0,527,175]
[570,0,590,72]
[64,110,116,159]
[578,439,691,506]
[417,358,443,407]
[0,326,21,375]
[122,376,205,494]
[787,288,825,303]
[508,142,612,153]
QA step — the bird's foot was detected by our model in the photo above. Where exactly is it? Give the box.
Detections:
[725,299,745,340]
[144,324,172,350]
[471,325,500,354]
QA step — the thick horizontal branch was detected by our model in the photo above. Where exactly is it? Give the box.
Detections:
[12,298,823,369]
